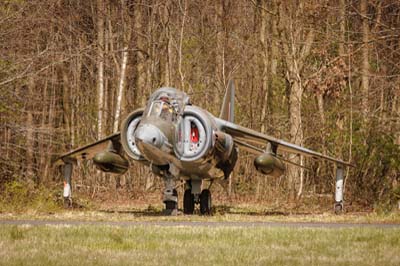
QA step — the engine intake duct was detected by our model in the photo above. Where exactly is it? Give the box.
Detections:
[254,152,285,178]
[214,131,237,179]
[214,131,234,161]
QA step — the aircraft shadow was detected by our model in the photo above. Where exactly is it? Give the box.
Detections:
[98,209,168,217]
[212,205,318,216]
[98,205,317,217]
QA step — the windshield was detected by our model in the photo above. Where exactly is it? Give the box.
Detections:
[143,87,190,124]
[146,87,190,115]
[146,100,177,123]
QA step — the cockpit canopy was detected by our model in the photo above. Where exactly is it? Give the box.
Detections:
[144,87,190,122]
[145,87,190,114]
[146,100,177,122]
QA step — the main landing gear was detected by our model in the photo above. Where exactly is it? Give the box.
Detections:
[199,189,212,215]
[183,189,212,215]
[183,180,212,215]
[183,189,195,214]
[163,178,212,215]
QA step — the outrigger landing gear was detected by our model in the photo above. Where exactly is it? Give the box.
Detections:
[62,163,73,208]
[334,166,344,214]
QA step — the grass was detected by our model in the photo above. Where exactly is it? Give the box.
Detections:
[1,180,399,224]
[1,204,400,224]
[0,224,399,266]
[1,182,400,265]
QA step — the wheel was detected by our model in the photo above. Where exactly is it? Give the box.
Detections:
[165,201,177,210]
[63,197,72,209]
[334,202,344,214]
[165,189,178,211]
[200,189,212,215]
[183,189,195,214]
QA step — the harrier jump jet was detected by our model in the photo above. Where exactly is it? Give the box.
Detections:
[55,81,353,215]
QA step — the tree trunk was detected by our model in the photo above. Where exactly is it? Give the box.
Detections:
[360,0,370,125]
[317,93,326,128]
[278,1,314,201]
[316,92,327,158]
[135,2,147,107]
[396,87,400,145]
[97,0,105,140]
[287,78,304,201]
[339,0,346,57]
[178,0,187,90]
[113,47,128,133]
[270,0,278,76]
[163,1,172,86]
[26,76,35,183]
[259,0,269,134]
[215,0,225,100]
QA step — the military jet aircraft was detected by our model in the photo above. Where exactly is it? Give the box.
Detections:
[55,81,353,215]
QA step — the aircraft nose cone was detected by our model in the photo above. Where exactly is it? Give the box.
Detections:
[135,124,164,148]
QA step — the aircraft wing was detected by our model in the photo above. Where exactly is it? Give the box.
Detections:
[218,119,353,167]
[53,133,121,166]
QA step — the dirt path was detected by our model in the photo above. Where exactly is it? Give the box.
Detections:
[1,219,399,228]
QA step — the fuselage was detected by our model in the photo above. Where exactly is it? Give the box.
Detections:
[134,105,230,181]
[120,87,238,182]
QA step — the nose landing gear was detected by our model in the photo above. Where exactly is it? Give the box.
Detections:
[163,176,178,215]
[163,188,178,215]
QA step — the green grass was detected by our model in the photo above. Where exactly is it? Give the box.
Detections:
[2,205,400,224]
[0,225,399,266]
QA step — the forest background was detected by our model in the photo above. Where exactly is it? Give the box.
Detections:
[1,0,399,212]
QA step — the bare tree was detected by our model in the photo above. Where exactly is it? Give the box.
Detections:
[278,1,315,201]
[97,0,106,139]
[360,0,370,125]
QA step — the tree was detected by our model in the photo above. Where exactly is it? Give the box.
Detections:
[97,0,105,140]
[277,0,315,201]
[360,0,370,126]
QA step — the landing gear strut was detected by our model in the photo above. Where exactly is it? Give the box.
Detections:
[163,177,178,215]
[334,166,344,214]
[63,163,73,208]
[164,189,178,215]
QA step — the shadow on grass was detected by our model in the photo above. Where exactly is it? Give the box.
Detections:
[98,208,166,217]
[96,205,319,217]
[212,205,317,216]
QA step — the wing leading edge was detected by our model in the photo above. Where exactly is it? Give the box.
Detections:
[53,133,121,166]
[217,119,354,167]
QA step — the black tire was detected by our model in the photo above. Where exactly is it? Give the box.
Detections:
[200,189,212,215]
[183,189,195,214]
[63,197,72,209]
[334,203,343,215]
[165,201,177,210]
[165,189,178,210]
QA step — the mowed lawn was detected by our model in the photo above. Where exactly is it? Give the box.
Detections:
[0,225,399,266]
